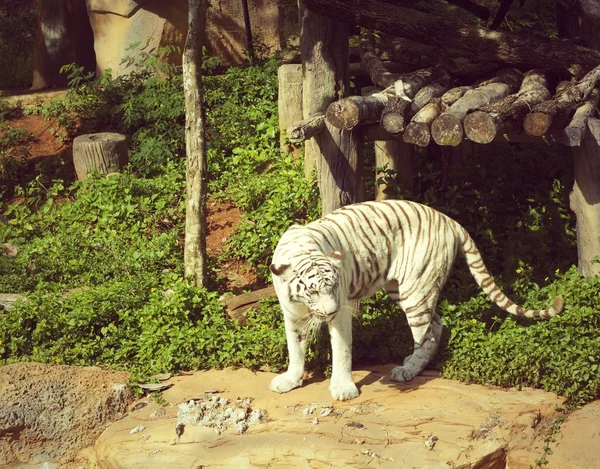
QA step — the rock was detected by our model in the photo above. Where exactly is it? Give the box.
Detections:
[546,401,600,469]
[0,293,24,311]
[0,362,132,467]
[85,0,176,79]
[31,0,95,90]
[95,365,564,468]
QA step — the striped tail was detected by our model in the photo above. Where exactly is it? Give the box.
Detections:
[459,227,563,319]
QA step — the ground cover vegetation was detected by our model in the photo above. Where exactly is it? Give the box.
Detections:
[0,44,598,405]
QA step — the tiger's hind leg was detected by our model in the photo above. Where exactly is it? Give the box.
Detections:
[385,281,442,383]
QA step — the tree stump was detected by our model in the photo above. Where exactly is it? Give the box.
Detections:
[73,133,128,181]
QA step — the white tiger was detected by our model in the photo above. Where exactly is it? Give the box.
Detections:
[269,200,563,401]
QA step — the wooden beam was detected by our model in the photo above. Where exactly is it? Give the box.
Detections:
[302,0,600,73]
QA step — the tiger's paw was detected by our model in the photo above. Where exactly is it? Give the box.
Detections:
[329,381,360,401]
[270,373,302,394]
[389,365,419,383]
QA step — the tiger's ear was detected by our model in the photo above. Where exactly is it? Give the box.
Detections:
[329,250,346,263]
[270,263,293,281]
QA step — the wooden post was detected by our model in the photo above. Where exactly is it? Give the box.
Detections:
[299,1,362,215]
[374,140,415,200]
[277,64,303,159]
[72,133,128,180]
[570,121,600,276]
[558,1,600,276]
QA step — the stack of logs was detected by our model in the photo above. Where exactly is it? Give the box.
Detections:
[287,30,600,149]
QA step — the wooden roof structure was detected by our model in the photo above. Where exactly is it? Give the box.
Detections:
[283,0,600,277]
[288,1,600,149]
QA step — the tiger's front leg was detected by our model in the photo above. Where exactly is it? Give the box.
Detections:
[328,308,359,401]
[270,310,309,394]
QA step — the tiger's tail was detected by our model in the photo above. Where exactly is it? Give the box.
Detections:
[458,227,563,319]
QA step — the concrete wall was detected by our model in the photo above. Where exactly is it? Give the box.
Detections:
[32,0,298,88]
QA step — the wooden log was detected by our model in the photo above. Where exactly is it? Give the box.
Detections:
[380,96,410,134]
[446,0,490,20]
[403,99,443,147]
[287,115,326,143]
[403,88,466,147]
[431,69,523,146]
[359,29,401,89]
[588,117,600,145]
[379,69,438,134]
[72,133,128,181]
[524,65,600,136]
[464,70,552,144]
[376,37,502,81]
[411,80,451,114]
[564,88,600,146]
[302,0,600,73]
[441,86,472,107]
[523,81,578,137]
[326,94,389,130]
[221,285,277,325]
[360,28,445,136]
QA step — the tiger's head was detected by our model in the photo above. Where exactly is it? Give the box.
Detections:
[270,250,346,321]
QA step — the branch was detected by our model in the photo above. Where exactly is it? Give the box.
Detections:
[286,115,326,143]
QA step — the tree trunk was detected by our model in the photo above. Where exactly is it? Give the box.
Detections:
[183,0,209,287]
[300,1,362,215]
[72,133,128,181]
[303,0,600,73]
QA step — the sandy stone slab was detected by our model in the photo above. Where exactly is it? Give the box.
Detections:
[0,363,132,468]
[95,366,564,468]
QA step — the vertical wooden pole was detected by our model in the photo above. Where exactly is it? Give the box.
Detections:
[570,123,600,276]
[374,140,415,200]
[299,1,362,215]
[557,2,600,276]
[277,64,303,158]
